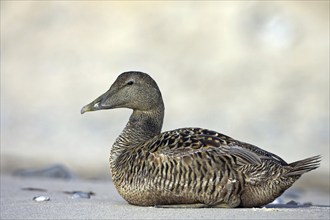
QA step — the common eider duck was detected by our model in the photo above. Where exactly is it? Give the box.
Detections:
[81,71,320,208]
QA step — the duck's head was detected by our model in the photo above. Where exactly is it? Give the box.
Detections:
[81,71,163,114]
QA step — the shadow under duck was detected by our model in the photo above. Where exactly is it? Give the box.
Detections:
[81,71,320,208]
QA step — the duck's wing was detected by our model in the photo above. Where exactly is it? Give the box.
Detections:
[144,128,291,190]
[197,128,288,166]
[146,128,264,166]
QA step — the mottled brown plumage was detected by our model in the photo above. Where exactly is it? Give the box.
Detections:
[81,71,320,208]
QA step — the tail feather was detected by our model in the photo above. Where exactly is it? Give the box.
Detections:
[285,155,321,177]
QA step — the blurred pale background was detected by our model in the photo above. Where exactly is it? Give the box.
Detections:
[1,1,329,190]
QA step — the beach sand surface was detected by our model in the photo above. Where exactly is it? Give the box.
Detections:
[1,175,329,220]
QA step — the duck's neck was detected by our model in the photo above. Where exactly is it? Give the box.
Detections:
[110,105,164,165]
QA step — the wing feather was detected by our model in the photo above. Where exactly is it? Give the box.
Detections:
[146,128,264,165]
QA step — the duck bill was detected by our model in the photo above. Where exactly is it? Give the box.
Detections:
[81,91,110,114]
[81,96,101,114]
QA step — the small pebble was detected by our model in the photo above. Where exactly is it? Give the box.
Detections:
[63,191,95,199]
[22,187,47,192]
[33,196,50,202]
[286,200,299,206]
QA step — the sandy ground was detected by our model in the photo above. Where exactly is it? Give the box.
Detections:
[1,175,329,220]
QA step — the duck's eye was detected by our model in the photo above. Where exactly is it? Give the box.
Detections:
[126,80,134,86]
